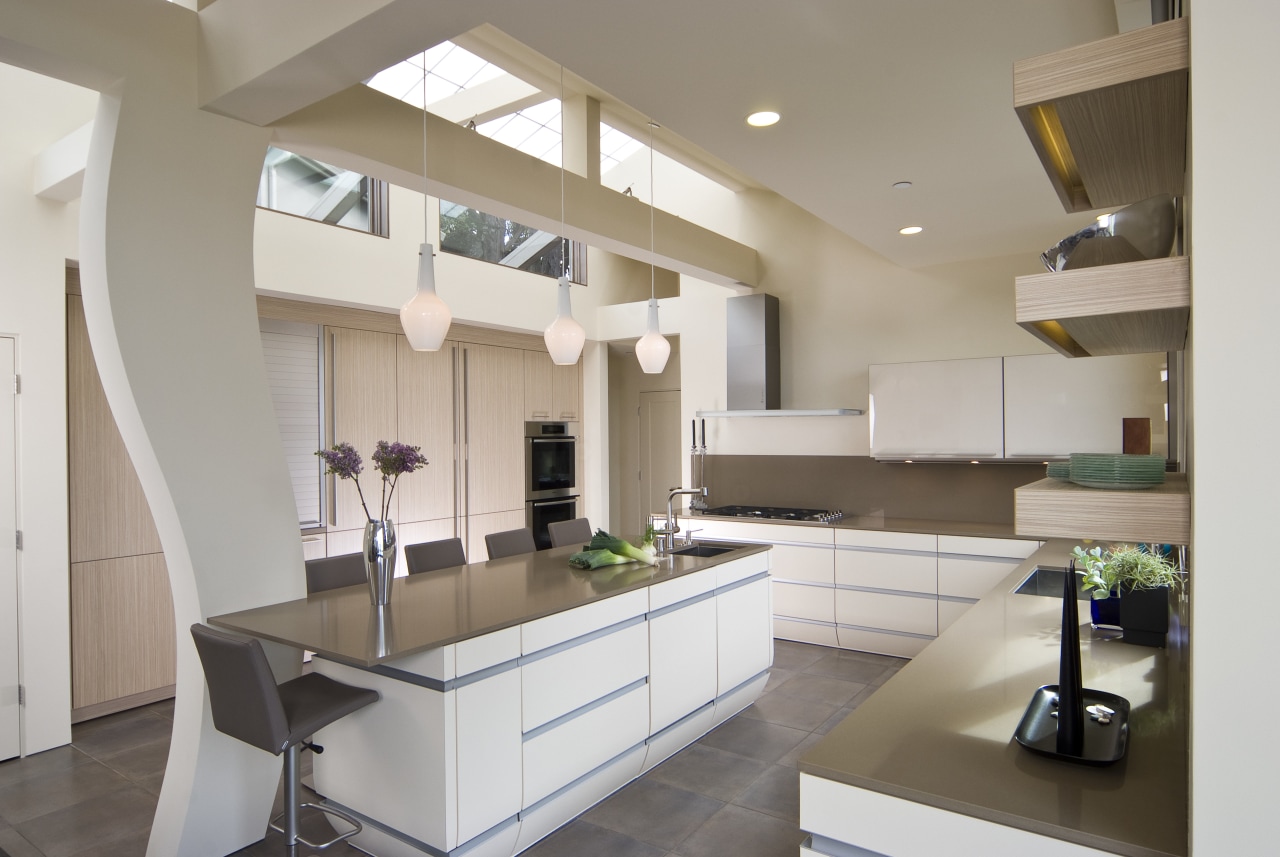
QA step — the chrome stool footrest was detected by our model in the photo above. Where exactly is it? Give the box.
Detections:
[269,801,362,850]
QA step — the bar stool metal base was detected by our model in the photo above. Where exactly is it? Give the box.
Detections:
[268,744,361,853]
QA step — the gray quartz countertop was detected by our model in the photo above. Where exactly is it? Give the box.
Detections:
[798,540,1188,857]
[208,542,768,668]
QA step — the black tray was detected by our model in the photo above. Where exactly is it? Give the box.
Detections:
[1014,685,1130,766]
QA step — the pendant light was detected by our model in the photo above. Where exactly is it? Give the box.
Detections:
[635,121,671,374]
[401,51,452,351]
[543,66,586,365]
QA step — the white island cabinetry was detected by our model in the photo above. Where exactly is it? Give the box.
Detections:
[307,550,771,857]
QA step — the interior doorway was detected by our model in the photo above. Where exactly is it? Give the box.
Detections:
[639,390,682,531]
[1,336,19,760]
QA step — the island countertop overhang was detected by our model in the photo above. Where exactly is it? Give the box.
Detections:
[207,542,770,668]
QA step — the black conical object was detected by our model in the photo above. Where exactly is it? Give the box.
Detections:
[1056,559,1085,756]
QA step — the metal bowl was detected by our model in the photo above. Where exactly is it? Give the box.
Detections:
[1041,195,1177,272]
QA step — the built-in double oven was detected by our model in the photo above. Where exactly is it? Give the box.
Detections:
[525,421,579,550]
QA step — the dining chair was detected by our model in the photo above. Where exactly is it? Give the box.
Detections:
[485,527,537,560]
[404,537,467,575]
[547,517,593,549]
[304,552,367,595]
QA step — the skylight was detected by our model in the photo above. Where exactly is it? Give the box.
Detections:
[366,42,505,107]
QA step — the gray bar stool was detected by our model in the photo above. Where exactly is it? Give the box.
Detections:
[190,623,379,855]
[485,527,536,559]
[304,552,366,594]
[404,537,466,575]
[547,517,593,549]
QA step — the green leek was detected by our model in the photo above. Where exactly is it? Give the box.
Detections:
[588,529,657,566]
[568,549,632,570]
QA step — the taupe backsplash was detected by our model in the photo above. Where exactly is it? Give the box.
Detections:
[697,455,1048,525]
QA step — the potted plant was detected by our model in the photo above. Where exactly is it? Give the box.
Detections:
[1072,544,1181,647]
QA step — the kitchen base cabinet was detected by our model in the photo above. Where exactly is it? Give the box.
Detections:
[835,626,932,660]
[774,617,840,648]
[835,589,938,637]
[309,551,772,857]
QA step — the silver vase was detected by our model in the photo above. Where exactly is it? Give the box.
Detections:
[363,519,397,606]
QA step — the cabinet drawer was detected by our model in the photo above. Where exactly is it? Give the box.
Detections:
[650,567,717,611]
[836,626,932,659]
[694,519,835,546]
[522,620,648,731]
[522,588,647,654]
[938,598,975,634]
[835,529,936,552]
[836,548,937,594]
[773,581,835,623]
[774,617,839,648]
[522,682,649,807]
[938,535,1039,559]
[836,589,937,636]
[938,555,1022,600]
[768,543,835,585]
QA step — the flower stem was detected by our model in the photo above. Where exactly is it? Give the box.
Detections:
[352,476,373,523]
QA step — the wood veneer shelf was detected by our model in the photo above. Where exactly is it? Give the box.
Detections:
[1015,255,1189,357]
[1015,472,1189,544]
[1014,16,1188,213]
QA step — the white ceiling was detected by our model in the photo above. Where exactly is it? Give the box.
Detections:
[457,0,1125,270]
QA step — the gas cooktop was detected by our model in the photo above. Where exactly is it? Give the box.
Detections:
[701,505,843,523]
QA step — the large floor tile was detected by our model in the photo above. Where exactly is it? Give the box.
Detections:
[0,761,133,825]
[769,641,830,673]
[697,717,808,764]
[776,732,825,769]
[670,804,806,857]
[583,779,723,851]
[801,651,896,684]
[70,712,171,761]
[732,765,800,823]
[0,747,93,792]
[99,738,171,784]
[13,784,157,857]
[644,744,769,803]
[771,673,866,707]
[738,693,838,732]
[65,826,151,857]
[522,819,666,857]
[0,826,45,857]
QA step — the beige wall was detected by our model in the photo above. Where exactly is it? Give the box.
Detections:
[607,341,681,533]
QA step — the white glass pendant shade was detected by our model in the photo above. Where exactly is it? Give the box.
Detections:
[544,276,586,365]
[635,298,670,374]
[401,243,452,351]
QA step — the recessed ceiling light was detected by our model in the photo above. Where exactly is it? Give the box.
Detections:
[892,181,913,189]
[746,111,780,127]
[899,226,923,235]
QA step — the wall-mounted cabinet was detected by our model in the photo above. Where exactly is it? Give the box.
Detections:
[524,351,580,422]
[1013,17,1188,213]
[869,358,1005,461]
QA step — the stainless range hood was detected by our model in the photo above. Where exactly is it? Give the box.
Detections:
[697,293,864,418]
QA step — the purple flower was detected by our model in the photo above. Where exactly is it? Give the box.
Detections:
[317,440,428,523]
[316,442,363,480]
[372,441,428,478]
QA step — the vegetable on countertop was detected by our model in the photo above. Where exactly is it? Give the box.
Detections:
[588,529,657,566]
[568,549,633,570]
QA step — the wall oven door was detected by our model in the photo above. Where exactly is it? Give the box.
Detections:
[525,421,579,500]
[527,496,579,551]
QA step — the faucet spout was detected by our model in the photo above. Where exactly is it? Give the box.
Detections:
[659,486,709,552]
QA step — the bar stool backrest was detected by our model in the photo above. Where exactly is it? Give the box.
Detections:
[190,623,290,754]
[405,537,467,575]
[485,527,537,560]
[305,553,367,594]
[547,517,593,549]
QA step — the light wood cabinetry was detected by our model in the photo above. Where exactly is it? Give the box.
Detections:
[1013,17,1188,213]
[460,344,525,517]
[66,293,174,721]
[1015,472,1189,544]
[1015,256,1189,358]
[395,338,456,524]
[524,350,581,421]
[330,327,398,530]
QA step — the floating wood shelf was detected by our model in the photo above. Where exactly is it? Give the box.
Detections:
[1015,472,1189,545]
[1014,17,1188,213]
[1015,256,1189,357]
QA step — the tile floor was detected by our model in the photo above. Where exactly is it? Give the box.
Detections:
[0,641,904,857]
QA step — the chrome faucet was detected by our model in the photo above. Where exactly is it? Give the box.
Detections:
[654,486,708,553]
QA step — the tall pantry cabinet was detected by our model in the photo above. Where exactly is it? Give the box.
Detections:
[66,286,175,722]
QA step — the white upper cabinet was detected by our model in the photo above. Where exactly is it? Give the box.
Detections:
[1003,352,1167,459]
[869,358,1005,460]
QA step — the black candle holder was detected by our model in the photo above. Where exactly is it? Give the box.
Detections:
[1013,560,1130,765]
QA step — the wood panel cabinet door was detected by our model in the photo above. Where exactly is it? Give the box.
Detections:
[67,296,162,563]
[552,362,580,421]
[396,338,457,524]
[330,328,399,530]
[461,345,525,516]
[523,351,553,420]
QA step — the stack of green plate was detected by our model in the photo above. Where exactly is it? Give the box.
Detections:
[1065,453,1165,489]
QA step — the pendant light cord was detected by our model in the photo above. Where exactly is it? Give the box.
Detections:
[649,121,656,301]
[561,65,567,280]
[422,52,428,247]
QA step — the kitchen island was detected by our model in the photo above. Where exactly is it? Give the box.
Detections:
[209,542,773,857]
[798,540,1187,857]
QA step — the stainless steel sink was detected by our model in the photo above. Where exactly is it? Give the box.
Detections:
[668,544,736,558]
[1014,565,1089,599]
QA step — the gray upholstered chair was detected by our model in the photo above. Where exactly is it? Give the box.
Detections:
[304,552,366,595]
[484,527,537,560]
[547,517,593,549]
[404,537,467,575]
[190,623,379,854]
